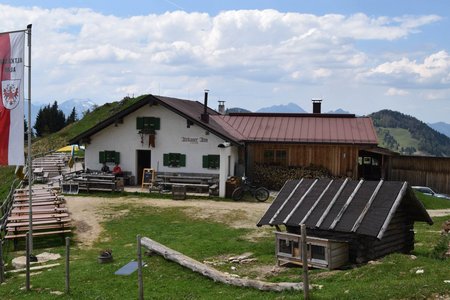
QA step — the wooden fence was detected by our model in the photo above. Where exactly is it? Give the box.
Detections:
[386,156,450,195]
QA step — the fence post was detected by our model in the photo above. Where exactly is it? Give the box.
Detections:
[26,232,30,291]
[301,224,309,300]
[137,234,144,300]
[65,237,70,294]
[0,240,4,283]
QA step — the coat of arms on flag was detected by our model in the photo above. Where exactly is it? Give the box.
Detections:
[2,79,21,110]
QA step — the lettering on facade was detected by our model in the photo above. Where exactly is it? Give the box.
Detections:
[181,137,208,144]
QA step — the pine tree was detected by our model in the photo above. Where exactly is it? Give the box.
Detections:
[33,101,66,137]
[66,107,78,125]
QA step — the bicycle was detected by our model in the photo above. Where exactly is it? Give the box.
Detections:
[231,177,270,202]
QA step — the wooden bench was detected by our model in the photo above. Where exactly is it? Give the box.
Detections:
[4,230,71,239]
[156,173,218,194]
[68,174,124,192]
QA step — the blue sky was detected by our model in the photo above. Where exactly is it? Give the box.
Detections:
[1,1,450,123]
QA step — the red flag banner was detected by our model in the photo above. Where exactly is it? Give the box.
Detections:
[0,31,25,166]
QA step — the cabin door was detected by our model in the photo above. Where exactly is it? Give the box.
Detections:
[137,150,151,185]
[358,151,382,180]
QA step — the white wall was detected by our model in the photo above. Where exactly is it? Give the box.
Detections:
[85,104,237,183]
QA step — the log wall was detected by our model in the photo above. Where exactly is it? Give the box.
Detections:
[301,210,414,264]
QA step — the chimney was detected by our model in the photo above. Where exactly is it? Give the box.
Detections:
[312,99,322,114]
[218,101,225,115]
[201,89,209,123]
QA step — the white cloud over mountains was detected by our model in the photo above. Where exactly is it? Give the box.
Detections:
[0,5,448,121]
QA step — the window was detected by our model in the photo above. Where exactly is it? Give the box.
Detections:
[202,155,220,169]
[163,153,186,168]
[136,117,160,132]
[99,151,120,164]
[263,149,287,165]
[310,245,326,261]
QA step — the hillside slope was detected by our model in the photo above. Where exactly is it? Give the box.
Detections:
[32,96,143,155]
[370,110,450,157]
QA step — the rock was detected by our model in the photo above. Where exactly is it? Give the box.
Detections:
[12,252,61,269]
[441,220,450,234]
[50,291,64,295]
[416,269,424,274]
[410,255,417,260]
[228,252,253,262]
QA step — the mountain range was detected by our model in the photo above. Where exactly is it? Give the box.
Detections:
[29,98,450,155]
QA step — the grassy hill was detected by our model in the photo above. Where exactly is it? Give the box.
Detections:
[31,95,144,155]
[370,110,450,157]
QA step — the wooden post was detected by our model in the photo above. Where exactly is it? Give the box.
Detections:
[26,232,30,291]
[0,240,4,283]
[301,224,309,299]
[137,235,143,300]
[65,237,70,294]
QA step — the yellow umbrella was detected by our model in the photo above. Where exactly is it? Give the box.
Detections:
[56,145,80,152]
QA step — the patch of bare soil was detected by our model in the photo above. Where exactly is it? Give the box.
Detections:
[65,196,270,247]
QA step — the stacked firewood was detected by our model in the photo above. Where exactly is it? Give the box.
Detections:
[253,164,333,190]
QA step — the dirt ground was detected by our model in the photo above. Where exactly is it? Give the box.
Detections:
[65,195,271,247]
[65,192,450,248]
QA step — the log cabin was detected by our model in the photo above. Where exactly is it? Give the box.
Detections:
[257,178,433,269]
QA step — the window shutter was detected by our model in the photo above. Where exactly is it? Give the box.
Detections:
[136,117,144,130]
[180,154,186,167]
[202,155,209,168]
[114,152,120,164]
[211,155,220,169]
[151,117,160,130]
[163,153,169,166]
[99,151,105,163]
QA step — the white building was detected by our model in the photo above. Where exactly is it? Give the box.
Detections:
[70,94,382,197]
[70,93,240,197]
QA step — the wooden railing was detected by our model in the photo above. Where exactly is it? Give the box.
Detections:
[0,179,22,239]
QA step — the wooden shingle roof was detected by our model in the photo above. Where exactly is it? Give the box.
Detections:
[257,178,433,239]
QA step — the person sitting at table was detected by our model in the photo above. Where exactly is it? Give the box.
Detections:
[112,163,123,177]
[101,163,110,173]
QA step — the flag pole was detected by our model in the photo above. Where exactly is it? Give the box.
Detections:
[26,24,34,256]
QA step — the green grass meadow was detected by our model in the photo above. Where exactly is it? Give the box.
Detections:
[1,197,449,300]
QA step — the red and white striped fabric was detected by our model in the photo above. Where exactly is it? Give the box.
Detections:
[0,31,25,166]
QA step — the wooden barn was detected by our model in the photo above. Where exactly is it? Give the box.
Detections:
[257,178,433,269]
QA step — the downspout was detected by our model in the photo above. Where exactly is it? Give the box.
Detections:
[244,142,248,177]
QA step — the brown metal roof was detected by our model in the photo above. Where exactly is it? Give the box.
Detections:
[211,114,378,144]
[257,178,433,239]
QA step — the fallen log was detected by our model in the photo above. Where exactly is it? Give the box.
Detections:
[140,237,304,292]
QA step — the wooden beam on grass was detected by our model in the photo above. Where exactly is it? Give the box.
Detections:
[140,237,305,292]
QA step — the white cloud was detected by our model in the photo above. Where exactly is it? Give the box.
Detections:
[367,51,450,87]
[385,88,409,96]
[0,4,445,121]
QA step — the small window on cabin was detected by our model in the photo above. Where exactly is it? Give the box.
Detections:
[372,158,379,166]
[363,157,372,165]
[358,157,363,165]
[276,150,287,163]
[163,153,186,168]
[310,245,326,261]
[264,149,287,166]
[278,239,292,255]
[99,151,120,164]
[202,155,220,169]
[264,150,274,161]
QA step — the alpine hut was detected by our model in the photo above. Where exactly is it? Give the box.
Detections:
[257,178,433,269]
